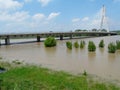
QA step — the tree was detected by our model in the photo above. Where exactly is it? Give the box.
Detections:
[74,41,79,48]
[88,41,96,52]
[99,40,105,48]
[92,28,97,32]
[101,29,107,32]
[66,41,72,49]
[44,37,57,47]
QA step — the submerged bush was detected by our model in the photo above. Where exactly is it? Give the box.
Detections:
[88,41,96,52]
[44,37,57,47]
[108,42,116,53]
[74,41,79,48]
[0,66,5,70]
[116,40,120,50]
[0,57,2,59]
[99,39,104,48]
[66,41,72,49]
[83,70,87,76]
[80,40,85,49]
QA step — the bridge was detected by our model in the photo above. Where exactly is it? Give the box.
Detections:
[0,31,117,45]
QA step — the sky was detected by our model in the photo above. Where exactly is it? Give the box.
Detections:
[0,0,120,33]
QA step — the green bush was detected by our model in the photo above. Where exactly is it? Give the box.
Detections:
[80,40,85,48]
[66,41,72,49]
[44,37,57,47]
[99,39,104,48]
[83,70,87,76]
[0,66,5,70]
[108,42,116,53]
[88,41,96,52]
[74,41,79,48]
[116,40,120,50]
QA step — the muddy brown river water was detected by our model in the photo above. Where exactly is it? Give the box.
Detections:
[0,35,120,83]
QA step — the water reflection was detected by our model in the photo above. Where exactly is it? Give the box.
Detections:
[44,47,57,57]
[88,52,96,60]
[108,53,116,61]
[66,48,72,54]
[74,48,79,53]
[99,48,104,53]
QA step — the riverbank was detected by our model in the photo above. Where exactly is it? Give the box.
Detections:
[0,60,120,90]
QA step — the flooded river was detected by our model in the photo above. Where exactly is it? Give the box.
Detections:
[0,35,120,82]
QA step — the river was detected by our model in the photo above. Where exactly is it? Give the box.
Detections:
[0,35,120,83]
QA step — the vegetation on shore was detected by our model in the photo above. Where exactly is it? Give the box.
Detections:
[88,41,96,52]
[44,37,57,47]
[112,30,120,35]
[0,61,119,90]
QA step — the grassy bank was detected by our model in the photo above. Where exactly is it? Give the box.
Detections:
[0,62,120,90]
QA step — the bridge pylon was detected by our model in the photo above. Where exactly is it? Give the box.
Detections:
[100,5,109,32]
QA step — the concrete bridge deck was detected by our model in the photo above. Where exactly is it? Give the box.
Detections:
[0,31,117,45]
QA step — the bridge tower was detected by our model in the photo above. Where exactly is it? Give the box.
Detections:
[100,5,109,32]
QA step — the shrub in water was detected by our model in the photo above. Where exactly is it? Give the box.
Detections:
[108,42,116,53]
[74,41,79,48]
[66,41,72,49]
[99,39,104,48]
[83,70,87,76]
[88,41,96,52]
[80,40,85,49]
[0,66,5,70]
[44,37,57,47]
[116,40,120,50]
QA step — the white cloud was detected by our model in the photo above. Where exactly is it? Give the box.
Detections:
[0,0,23,11]
[38,0,52,7]
[0,11,61,33]
[72,18,80,22]
[0,11,30,22]
[85,7,109,30]
[32,12,60,22]
[82,17,89,21]
[33,13,46,21]
[47,12,60,20]
[72,7,105,30]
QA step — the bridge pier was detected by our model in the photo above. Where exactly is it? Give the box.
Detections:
[99,34,103,36]
[70,34,72,39]
[108,34,111,36]
[5,36,10,45]
[37,36,41,42]
[60,35,63,40]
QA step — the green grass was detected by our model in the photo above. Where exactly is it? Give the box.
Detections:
[0,65,119,90]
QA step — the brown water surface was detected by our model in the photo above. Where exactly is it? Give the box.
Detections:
[0,35,120,82]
